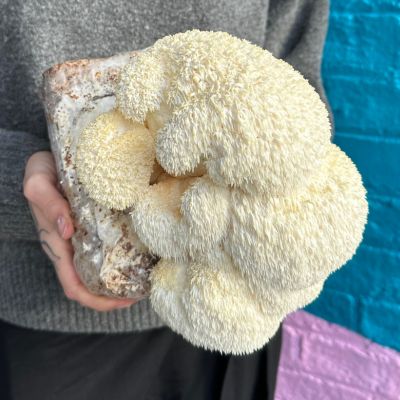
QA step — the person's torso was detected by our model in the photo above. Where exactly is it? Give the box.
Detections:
[0,0,269,137]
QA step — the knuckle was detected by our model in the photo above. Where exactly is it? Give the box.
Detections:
[63,287,78,301]
[23,174,40,200]
[23,172,50,201]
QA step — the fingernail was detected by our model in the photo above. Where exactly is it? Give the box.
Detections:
[57,216,66,238]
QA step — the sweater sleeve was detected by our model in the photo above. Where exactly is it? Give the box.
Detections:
[0,128,51,241]
[264,0,335,140]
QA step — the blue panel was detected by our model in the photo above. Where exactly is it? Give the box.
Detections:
[304,0,400,351]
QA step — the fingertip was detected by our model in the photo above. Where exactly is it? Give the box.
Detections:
[115,301,136,309]
[76,290,137,312]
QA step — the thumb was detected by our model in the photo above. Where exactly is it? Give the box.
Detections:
[25,173,74,239]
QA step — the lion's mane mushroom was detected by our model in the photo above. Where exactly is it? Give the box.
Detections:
[134,143,367,355]
[75,109,155,210]
[77,30,369,355]
[115,30,332,197]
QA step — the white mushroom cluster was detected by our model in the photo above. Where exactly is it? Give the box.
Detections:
[76,30,369,355]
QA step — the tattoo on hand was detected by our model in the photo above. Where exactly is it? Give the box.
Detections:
[28,203,61,262]
[38,228,61,262]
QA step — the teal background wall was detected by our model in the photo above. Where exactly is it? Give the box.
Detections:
[304,0,400,351]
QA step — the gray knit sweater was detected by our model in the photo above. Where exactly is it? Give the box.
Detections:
[0,0,333,333]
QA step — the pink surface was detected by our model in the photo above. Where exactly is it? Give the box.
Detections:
[275,311,400,400]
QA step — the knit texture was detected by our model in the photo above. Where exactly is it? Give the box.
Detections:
[0,0,333,333]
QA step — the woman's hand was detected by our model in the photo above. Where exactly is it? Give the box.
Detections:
[23,151,137,311]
